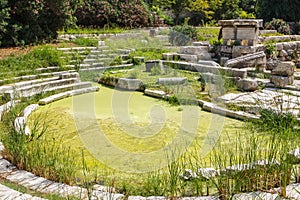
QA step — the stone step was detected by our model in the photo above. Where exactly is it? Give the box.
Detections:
[57,47,97,51]
[0,183,46,200]
[79,64,134,72]
[39,86,99,105]
[4,78,79,100]
[0,77,60,93]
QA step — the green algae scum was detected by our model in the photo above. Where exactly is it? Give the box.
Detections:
[28,85,243,195]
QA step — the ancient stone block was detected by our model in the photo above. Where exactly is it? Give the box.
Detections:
[179,46,209,55]
[145,60,161,72]
[271,61,295,76]
[117,78,143,90]
[270,75,294,87]
[157,77,187,85]
[237,79,258,92]
[225,51,266,69]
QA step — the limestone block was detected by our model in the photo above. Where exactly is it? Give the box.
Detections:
[271,61,295,76]
[266,59,279,70]
[144,89,166,98]
[236,27,256,40]
[145,60,161,72]
[178,54,198,62]
[117,78,143,90]
[192,41,210,46]
[270,75,294,87]
[197,52,212,60]
[157,77,187,85]
[237,79,258,92]
[225,51,266,69]
[222,27,236,40]
[23,104,39,119]
[198,60,221,67]
[162,53,175,60]
[276,43,283,51]
[179,46,209,55]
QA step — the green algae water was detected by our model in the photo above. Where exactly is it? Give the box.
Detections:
[28,85,244,194]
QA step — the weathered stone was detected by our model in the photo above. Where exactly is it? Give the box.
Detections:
[177,54,198,62]
[193,41,210,46]
[270,75,294,87]
[117,78,143,90]
[128,196,147,200]
[237,79,258,91]
[198,60,220,67]
[197,168,219,180]
[179,169,199,180]
[158,77,187,85]
[145,60,161,72]
[144,89,166,98]
[232,192,280,200]
[225,51,266,69]
[23,104,39,119]
[202,73,223,84]
[39,86,99,105]
[266,59,279,70]
[275,43,283,51]
[162,53,175,60]
[179,46,209,55]
[271,61,295,76]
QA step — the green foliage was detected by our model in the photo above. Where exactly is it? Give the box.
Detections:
[169,25,198,46]
[254,109,300,135]
[59,27,126,35]
[1,104,77,184]
[265,18,291,35]
[0,0,80,47]
[0,46,66,79]
[150,65,162,76]
[256,0,300,22]
[127,69,140,79]
[72,38,98,47]
[75,0,150,28]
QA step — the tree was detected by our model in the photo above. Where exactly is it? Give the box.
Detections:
[156,0,190,25]
[212,0,241,20]
[0,0,80,47]
[0,0,10,46]
[75,0,150,28]
[256,0,300,22]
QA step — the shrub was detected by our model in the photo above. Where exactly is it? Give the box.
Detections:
[169,25,198,46]
[75,0,150,28]
[0,0,79,47]
[265,19,291,35]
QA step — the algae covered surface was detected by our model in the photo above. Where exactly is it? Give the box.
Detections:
[31,85,243,171]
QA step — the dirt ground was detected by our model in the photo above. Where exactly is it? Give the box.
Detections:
[0,47,33,59]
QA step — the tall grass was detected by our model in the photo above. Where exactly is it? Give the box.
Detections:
[1,103,78,184]
[0,46,67,80]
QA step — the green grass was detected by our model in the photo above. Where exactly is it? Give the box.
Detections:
[59,27,127,35]
[0,45,67,81]
[197,27,220,42]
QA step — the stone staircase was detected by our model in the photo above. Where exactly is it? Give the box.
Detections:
[58,42,134,72]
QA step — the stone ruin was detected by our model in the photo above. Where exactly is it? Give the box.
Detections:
[218,19,263,47]
[217,19,297,90]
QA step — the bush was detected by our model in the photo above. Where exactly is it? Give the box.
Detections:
[265,19,291,35]
[0,0,79,47]
[75,0,150,28]
[169,25,198,46]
